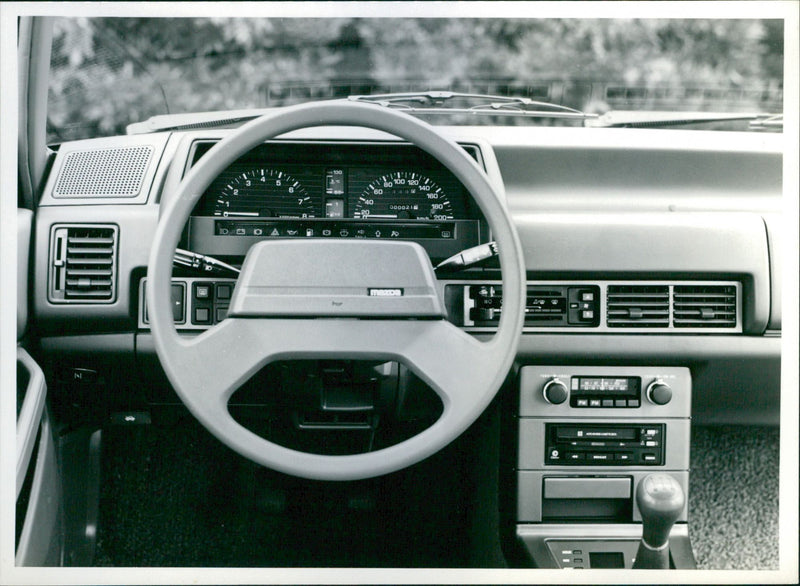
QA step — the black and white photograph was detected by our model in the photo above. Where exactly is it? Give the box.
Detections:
[1,2,798,585]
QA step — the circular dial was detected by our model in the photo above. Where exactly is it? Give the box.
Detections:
[646,380,673,405]
[543,378,569,405]
[354,171,453,220]
[214,168,314,218]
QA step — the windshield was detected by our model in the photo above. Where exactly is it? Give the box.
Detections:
[47,17,784,142]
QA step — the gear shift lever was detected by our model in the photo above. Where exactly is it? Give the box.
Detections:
[632,474,685,569]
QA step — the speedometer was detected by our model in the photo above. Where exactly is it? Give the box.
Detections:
[214,168,314,218]
[353,171,453,220]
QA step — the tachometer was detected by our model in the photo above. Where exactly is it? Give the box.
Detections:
[214,168,314,218]
[353,171,453,220]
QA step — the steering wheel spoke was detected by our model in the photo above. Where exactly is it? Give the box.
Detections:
[394,319,503,412]
[167,318,273,410]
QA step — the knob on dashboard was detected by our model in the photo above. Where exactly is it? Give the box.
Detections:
[543,378,569,405]
[646,380,673,405]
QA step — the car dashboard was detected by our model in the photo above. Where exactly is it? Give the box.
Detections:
[25,120,784,571]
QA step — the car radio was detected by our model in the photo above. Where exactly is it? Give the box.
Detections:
[544,423,665,466]
[515,366,692,569]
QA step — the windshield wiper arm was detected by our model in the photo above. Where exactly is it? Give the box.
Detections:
[748,114,784,130]
[586,110,783,129]
[129,92,596,134]
[127,109,275,134]
[349,91,597,120]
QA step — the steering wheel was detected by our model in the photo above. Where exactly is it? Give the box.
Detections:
[147,101,525,481]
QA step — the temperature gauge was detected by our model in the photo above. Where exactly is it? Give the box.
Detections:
[325,168,345,195]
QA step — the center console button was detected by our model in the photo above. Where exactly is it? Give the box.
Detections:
[194,283,211,300]
[193,307,210,324]
[215,283,232,300]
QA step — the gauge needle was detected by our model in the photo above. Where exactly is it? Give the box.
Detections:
[220,211,260,217]
[362,214,398,219]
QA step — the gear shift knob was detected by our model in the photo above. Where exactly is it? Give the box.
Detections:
[632,474,685,569]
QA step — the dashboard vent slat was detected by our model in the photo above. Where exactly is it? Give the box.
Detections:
[673,285,737,328]
[49,225,118,304]
[607,285,670,327]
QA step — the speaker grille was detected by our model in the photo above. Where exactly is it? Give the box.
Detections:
[53,146,153,198]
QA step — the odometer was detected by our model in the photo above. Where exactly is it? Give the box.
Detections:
[354,171,453,220]
[214,168,314,218]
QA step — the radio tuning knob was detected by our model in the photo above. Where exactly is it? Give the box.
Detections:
[646,380,673,405]
[543,378,569,405]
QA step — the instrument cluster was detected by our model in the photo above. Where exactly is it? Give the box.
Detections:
[193,142,476,223]
[187,141,485,259]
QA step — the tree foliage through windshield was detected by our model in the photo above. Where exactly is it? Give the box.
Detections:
[48,17,784,142]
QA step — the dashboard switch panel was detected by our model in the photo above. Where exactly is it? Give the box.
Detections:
[465,284,600,327]
[448,280,742,333]
[138,277,237,330]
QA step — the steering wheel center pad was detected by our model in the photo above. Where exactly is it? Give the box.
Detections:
[228,239,445,318]
[147,100,525,480]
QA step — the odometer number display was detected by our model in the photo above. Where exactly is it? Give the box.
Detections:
[354,171,453,220]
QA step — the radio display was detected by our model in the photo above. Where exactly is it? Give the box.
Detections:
[573,376,640,394]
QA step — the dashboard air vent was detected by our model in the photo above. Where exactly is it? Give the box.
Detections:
[49,225,118,303]
[673,285,737,328]
[607,285,669,327]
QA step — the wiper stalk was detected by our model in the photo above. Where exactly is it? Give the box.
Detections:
[174,248,240,276]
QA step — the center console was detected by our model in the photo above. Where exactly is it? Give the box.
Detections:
[515,365,696,569]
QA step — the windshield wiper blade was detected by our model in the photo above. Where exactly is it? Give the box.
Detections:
[349,91,598,120]
[129,92,596,134]
[748,114,784,130]
[586,110,783,129]
[127,108,275,134]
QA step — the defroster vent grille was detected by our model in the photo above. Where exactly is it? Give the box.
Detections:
[607,285,670,327]
[53,146,153,198]
[49,225,118,303]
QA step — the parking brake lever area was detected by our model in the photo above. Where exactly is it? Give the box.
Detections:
[632,473,685,569]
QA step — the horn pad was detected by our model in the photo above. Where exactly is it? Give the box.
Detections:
[227,239,446,318]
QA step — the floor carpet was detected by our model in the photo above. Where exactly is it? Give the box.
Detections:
[94,414,481,567]
[94,420,781,569]
[689,425,780,570]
